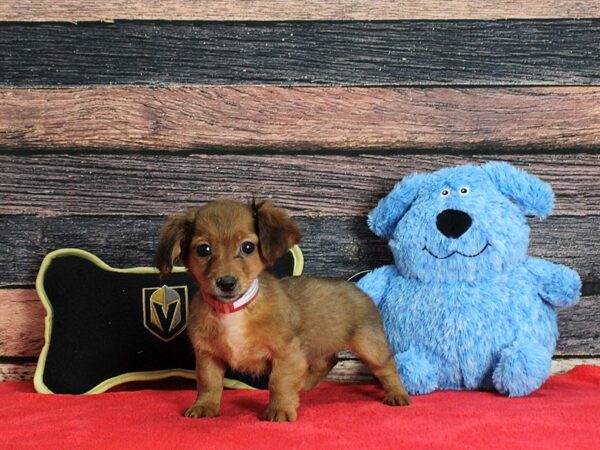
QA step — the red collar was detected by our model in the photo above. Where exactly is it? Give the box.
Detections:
[202,279,260,314]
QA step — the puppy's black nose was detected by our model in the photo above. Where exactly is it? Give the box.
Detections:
[216,276,237,293]
[436,209,472,239]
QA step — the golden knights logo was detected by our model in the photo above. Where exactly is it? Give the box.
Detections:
[142,285,189,342]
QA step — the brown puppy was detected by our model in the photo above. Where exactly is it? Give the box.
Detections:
[155,199,410,422]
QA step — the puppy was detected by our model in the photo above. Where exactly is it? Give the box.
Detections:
[155,199,410,422]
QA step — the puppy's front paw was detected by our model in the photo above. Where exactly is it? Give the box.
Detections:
[383,391,411,407]
[261,406,297,422]
[184,403,219,418]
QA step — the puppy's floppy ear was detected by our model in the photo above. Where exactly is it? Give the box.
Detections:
[368,173,424,239]
[483,162,554,219]
[253,199,301,266]
[154,209,197,278]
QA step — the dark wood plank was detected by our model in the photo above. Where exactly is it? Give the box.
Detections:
[2,215,598,286]
[2,1,599,21]
[2,153,599,216]
[557,295,600,355]
[2,87,598,151]
[1,21,600,86]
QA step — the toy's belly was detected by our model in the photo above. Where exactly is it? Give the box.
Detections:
[380,275,556,386]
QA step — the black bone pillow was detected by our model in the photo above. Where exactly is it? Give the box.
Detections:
[34,247,303,394]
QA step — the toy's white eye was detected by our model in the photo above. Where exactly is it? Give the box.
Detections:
[441,188,450,197]
[459,187,470,196]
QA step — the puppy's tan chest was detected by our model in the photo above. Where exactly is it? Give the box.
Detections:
[218,313,269,370]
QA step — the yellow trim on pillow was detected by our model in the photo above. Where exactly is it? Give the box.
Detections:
[34,247,303,394]
[290,244,304,276]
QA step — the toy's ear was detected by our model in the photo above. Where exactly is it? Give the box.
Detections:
[367,173,424,239]
[482,162,554,219]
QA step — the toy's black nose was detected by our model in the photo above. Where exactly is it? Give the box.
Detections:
[216,276,237,293]
[436,209,472,239]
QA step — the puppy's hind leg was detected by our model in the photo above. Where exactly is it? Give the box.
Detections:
[350,329,410,406]
[304,354,338,391]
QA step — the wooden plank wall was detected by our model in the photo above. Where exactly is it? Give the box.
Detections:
[1,1,599,382]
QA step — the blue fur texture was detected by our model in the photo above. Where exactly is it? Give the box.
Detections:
[357,162,581,396]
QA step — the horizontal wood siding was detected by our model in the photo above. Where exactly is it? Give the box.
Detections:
[1,87,599,151]
[1,10,599,383]
[1,21,600,86]
[2,1,600,22]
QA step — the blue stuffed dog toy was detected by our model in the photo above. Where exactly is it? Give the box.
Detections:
[357,162,581,397]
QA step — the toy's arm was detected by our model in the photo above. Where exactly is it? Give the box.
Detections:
[355,265,399,307]
[526,257,581,308]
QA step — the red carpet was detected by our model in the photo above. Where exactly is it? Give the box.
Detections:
[1,366,599,449]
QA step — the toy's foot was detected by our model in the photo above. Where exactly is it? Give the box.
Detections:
[492,342,552,397]
[395,349,438,395]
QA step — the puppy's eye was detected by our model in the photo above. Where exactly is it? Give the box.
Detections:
[441,188,450,197]
[240,241,256,255]
[196,244,212,257]
[460,187,470,196]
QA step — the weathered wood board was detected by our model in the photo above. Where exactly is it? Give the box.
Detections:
[2,1,600,22]
[1,88,599,151]
[2,215,599,285]
[1,21,600,86]
[2,153,600,216]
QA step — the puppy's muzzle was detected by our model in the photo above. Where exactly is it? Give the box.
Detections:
[216,276,238,293]
[436,209,472,239]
